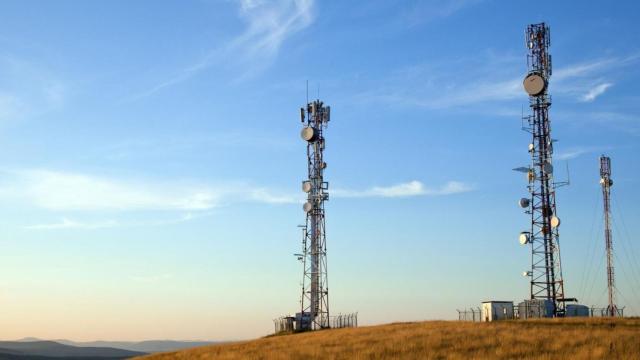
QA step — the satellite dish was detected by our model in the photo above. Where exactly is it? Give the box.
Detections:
[302,181,312,193]
[519,232,530,245]
[321,162,327,169]
[523,271,533,277]
[543,163,553,174]
[303,201,313,213]
[523,73,547,96]
[600,178,613,186]
[519,198,530,209]
[528,143,534,152]
[300,127,318,142]
[551,216,561,228]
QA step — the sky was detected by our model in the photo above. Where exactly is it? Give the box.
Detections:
[0,0,639,341]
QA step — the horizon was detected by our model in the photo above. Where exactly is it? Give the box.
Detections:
[0,0,639,342]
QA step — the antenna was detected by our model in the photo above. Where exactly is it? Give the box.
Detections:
[599,155,619,317]
[517,23,571,317]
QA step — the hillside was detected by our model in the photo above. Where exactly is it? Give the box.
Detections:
[0,340,144,359]
[138,318,640,360]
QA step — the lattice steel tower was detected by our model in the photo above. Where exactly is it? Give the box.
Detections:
[599,155,618,317]
[519,23,568,316]
[299,99,330,330]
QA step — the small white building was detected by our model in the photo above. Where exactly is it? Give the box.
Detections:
[481,301,514,322]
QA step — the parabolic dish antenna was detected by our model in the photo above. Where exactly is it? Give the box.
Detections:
[519,198,530,208]
[523,73,546,96]
[600,178,613,186]
[300,127,318,142]
[551,216,561,228]
[519,232,530,245]
[303,201,313,213]
[543,163,554,174]
[302,181,312,193]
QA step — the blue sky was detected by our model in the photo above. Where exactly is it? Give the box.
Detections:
[0,0,639,341]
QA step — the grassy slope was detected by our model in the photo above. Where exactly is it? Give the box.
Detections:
[138,318,640,360]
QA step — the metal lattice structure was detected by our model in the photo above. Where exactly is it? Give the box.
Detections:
[599,155,619,317]
[519,23,569,317]
[299,99,331,330]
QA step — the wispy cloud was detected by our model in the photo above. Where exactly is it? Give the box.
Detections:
[580,83,613,102]
[400,0,482,27]
[134,0,314,99]
[555,146,611,161]
[248,188,300,204]
[0,55,67,121]
[26,218,119,230]
[16,170,217,211]
[0,92,25,122]
[2,170,473,232]
[333,180,473,198]
[25,212,216,231]
[354,53,638,111]
[1,169,306,214]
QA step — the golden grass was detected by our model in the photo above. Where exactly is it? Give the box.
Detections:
[137,318,640,360]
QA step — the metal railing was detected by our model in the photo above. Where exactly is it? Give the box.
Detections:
[274,312,358,334]
[330,312,358,329]
[457,305,626,321]
[457,308,482,322]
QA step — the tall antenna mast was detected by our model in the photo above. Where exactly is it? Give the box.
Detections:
[599,155,618,317]
[518,23,569,317]
[298,98,331,330]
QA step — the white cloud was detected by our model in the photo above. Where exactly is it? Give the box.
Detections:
[13,170,219,211]
[248,188,300,204]
[26,218,119,230]
[333,180,473,198]
[580,83,613,102]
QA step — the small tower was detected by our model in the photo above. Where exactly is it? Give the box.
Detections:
[599,155,618,317]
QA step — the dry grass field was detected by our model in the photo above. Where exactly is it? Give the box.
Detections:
[138,318,640,360]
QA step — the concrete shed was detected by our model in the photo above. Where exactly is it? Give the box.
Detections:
[481,301,514,322]
[566,304,590,317]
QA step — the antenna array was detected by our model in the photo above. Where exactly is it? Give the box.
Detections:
[519,23,570,317]
[599,155,619,317]
[299,99,331,330]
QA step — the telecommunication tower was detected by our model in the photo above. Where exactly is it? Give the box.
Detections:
[517,23,571,316]
[599,155,618,317]
[299,99,331,330]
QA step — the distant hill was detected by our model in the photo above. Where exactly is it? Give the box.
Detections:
[0,340,145,359]
[137,318,640,360]
[16,338,220,354]
[55,340,220,353]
